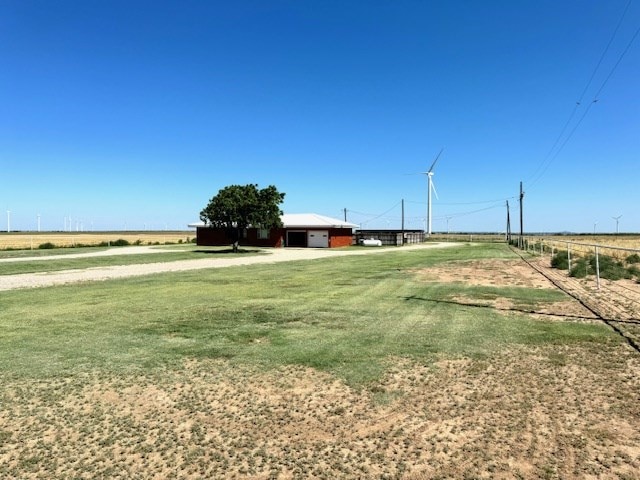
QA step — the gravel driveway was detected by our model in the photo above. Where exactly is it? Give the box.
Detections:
[0,243,453,291]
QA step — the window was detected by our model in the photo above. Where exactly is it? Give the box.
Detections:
[258,228,270,239]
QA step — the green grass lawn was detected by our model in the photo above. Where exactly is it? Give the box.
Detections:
[0,245,263,275]
[0,243,615,385]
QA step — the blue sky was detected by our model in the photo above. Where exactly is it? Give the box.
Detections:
[1,1,638,233]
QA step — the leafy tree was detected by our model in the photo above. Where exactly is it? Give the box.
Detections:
[200,184,285,252]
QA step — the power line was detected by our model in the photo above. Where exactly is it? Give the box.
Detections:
[526,0,637,190]
[347,201,403,222]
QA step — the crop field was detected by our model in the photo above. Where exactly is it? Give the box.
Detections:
[0,243,639,479]
[0,231,195,250]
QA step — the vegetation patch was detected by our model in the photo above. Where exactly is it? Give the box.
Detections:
[0,243,638,478]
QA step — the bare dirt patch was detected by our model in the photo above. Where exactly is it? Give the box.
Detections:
[411,259,556,289]
[1,345,639,479]
[410,259,598,320]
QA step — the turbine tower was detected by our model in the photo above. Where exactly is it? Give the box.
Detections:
[613,215,622,234]
[421,149,443,236]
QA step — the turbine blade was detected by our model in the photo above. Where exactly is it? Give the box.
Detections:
[428,148,444,173]
[431,179,440,201]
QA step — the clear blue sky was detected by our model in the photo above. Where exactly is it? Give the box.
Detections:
[2,0,638,233]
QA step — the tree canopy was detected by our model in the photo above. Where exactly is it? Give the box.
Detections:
[199,184,285,251]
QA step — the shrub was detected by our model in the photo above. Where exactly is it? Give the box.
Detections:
[38,242,56,250]
[626,253,640,264]
[571,254,633,280]
[569,258,589,278]
[595,254,632,281]
[550,250,569,270]
[111,239,130,247]
[627,265,640,280]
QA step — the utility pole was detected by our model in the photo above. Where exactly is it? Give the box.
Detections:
[401,199,405,244]
[6,210,10,233]
[506,200,511,243]
[343,208,347,222]
[519,182,524,248]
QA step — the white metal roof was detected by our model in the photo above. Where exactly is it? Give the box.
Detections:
[281,213,357,229]
[193,214,357,229]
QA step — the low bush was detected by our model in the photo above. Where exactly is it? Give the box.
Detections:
[550,250,569,270]
[626,253,640,264]
[569,257,590,278]
[38,242,56,250]
[626,264,640,281]
[570,254,633,281]
[111,239,130,247]
[596,254,632,281]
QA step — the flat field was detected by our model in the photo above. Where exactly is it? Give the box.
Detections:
[0,243,638,479]
[0,231,195,250]
[528,234,640,260]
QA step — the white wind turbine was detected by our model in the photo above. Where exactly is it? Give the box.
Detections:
[421,149,443,236]
[613,215,622,234]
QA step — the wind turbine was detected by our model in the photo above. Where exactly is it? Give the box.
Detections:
[421,149,443,236]
[612,215,622,234]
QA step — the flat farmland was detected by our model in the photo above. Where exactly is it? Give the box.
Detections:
[0,231,195,250]
[528,234,640,260]
[0,243,638,479]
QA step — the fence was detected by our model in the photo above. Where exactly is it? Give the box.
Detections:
[514,236,640,290]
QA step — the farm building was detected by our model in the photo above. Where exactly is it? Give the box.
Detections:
[196,213,357,248]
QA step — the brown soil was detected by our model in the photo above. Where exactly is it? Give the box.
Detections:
[1,348,638,479]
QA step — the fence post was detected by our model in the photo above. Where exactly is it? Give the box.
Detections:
[567,243,571,273]
[595,246,600,290]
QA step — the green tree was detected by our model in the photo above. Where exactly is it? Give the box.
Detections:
[199,184,285,252]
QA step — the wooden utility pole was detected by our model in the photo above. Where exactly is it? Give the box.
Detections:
[519,182,524,248]
[343,208,347,222]
[401,199,405,244]
[506,200,511,243]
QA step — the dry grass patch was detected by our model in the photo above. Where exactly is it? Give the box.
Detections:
[0,232,194,250]
[410,259,597,321]
[1,343,639,479]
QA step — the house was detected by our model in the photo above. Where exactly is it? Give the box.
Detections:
[196,213,357,248]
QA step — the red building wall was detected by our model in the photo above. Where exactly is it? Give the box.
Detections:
[328,228,354,248]
[197,227,352,248]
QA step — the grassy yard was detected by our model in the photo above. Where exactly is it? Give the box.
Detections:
[0,243,638,479]
[0,245,262,275]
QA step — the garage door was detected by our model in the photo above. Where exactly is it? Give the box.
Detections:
[307,230,329,248]
[286,231,306,247]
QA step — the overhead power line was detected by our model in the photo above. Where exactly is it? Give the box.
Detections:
[526,0,638,190]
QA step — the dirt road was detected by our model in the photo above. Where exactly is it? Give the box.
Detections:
[0,243,454,291]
